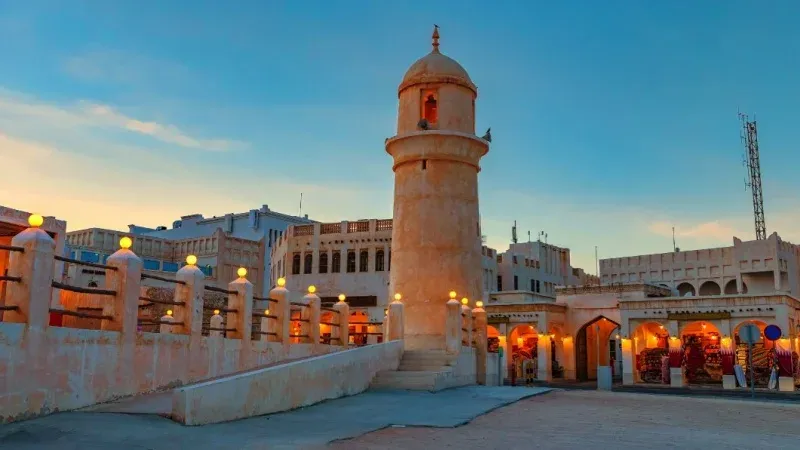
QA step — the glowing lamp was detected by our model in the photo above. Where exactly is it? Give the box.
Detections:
[461,298,469,306]
[476,300,484,308]
[394,293,402,301]
[166,309,173,316]
[213,309,220,315]
[264,309,270,315]
[186,255,198,266]
[237,267,247,278]
[308,285,316,294]
[449,291,457,299]
[119,236,133,249]
[28,214,44,228]
[277,277,286,287]
[338,294,346,302]
[615,334,621,340]
[549,333,556,339]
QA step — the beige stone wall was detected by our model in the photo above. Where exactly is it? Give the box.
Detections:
[0,322,340,423]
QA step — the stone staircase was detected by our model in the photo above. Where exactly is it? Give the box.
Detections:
[371,349,461,392]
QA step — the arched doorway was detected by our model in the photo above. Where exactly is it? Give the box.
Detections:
[632,321,669,384]
[677,282,696,297]
[509,324,538,384]
[349,311,371,346]
[698,281,721,296]
[576,316,620,381]
[724,279,748,294]
[680,321,722,385]
[732,320,772,387]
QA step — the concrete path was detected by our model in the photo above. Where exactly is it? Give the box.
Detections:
[0,386,551,449]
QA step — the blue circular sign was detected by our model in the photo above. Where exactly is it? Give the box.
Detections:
[764,324,781,341]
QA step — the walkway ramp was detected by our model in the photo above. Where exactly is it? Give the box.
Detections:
[172,340,403,425]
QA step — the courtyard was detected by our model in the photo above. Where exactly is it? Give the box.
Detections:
[2,388,798,449]
[332,390,800,450]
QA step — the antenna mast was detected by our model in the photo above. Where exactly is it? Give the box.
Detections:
[512,221,518,244]
[739,112,766,240]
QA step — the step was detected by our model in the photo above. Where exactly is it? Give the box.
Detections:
[370,369,455,392]
[397,363,450,372]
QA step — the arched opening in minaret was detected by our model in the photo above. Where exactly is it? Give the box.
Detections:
[422,90,438,125]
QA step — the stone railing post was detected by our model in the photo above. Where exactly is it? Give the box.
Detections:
[160,313,176,334]
[209,311,224,337]
[333,295,349,347]
[173,256,205,335]
[269,278,290,345]
[461,299,473,347]
[4,215,55,328]
[103,237,143,333]
[227,269,253,341]
[229,268,254,368]
[388,295,404,341]
[446,296,462,355]
[303,286,321,346]
[473,302,488,384]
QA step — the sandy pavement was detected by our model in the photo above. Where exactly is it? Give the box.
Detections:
[328,390,800,449]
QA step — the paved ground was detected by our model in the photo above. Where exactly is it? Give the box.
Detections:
[0,386,549,449]
[331,390,800,449]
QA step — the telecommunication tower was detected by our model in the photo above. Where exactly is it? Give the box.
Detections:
[739,112,766,240]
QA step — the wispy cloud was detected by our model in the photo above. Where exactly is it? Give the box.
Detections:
[0,89,245,152]
[62,49,191,87]
[647,220,745,243]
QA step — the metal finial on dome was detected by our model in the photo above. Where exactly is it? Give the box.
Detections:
[432,24,440,52]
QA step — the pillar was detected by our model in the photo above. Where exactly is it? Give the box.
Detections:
[445,298,462,355]
[226,276,253,341]
[621,338,635,385]
[473,305,488,384]
[103,247,143,333]
[210,313,224,338]
[720,336,736,389]
[333,298,349,347]
[4,225,55,328]
[562,336,576,380]
[461,303,473,348]
[304,290,321,346]
[388,298,405,341]
[173,263,205,335]
[776,337,795,392]
[270,282,290,345]
[160,314,176,334]
[537,335,553,382]
[668,336,685,387]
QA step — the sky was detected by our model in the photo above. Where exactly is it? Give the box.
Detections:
[1,1,800,272]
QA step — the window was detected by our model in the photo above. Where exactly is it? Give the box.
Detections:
[513,275,518,290]
[388,249,392,271]
[359,250,368,272]
[163,262,179,273]
[530,279,535,292]
[375,249,385,271]
[80,251,100,263]
[422,159,427,170]
[422,91,438,124]
[143,259,160,271]
[320,252,328,273]
[346,251,356,273]
[292,254,301,275]
[497,275,503,291]
[304,253,312,274]
[332,251,341,273]
[536,280,540,292]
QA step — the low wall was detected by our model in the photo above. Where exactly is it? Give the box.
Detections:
[485,352,501,386]
[0,322,340,422]
[172,339,405,425]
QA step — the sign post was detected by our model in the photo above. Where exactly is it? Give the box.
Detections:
[764,325,782,390]
[738,324,761,398]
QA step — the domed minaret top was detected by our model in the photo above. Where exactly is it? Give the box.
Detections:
[399,25,476,94]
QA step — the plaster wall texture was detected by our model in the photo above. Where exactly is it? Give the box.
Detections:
[171,339,404,425]
[0,322,339,423]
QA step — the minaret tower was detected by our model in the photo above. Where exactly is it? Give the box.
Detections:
[386,26,489,350]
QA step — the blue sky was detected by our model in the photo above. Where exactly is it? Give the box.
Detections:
[2,1,799,271]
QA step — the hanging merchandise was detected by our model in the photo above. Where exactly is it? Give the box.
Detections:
[637,348,668,383]
[682,333,722,384]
